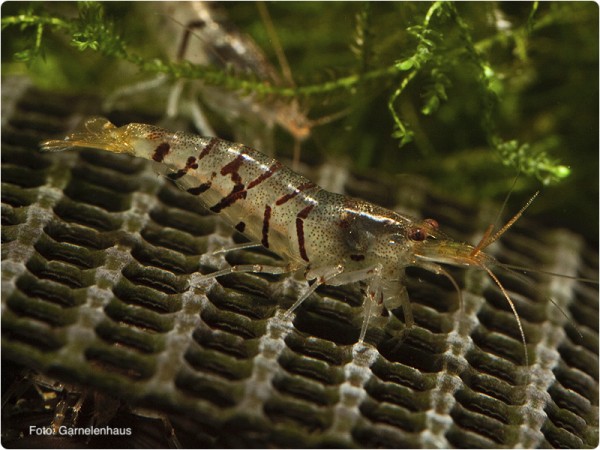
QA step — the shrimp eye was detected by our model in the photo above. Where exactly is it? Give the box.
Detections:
[424,218,439,230]
[409,227,427,241]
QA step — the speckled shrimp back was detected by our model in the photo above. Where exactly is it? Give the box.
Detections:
[40,117,528,349]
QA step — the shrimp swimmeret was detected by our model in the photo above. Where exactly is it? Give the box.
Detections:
[41,117,573,365]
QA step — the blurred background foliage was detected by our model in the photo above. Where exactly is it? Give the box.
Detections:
[2,1,598,239]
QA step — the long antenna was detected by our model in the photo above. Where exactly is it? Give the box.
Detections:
[471,174,525,257]
[498,262,599,284]
[495,263,584,339]
[486,191,539,247]
[483,265,529,368]
[492,172,521,233]
[256,2,295,88]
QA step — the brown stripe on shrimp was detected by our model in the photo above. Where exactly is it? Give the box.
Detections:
[275,181,317,206]
[152,142,171,162]
[187,171,217,195]
[209,148,249,212]
[295,204,314,262]
[211,160,283,212]
[198,137,218,160]
[187,181,212,195]
[261,205,272,248]
[210,183,247,213]
[220,147,248,184]
[168,155,199,180]
[246,161,283,189]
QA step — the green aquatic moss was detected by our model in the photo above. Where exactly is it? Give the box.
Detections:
[2,1,598,237]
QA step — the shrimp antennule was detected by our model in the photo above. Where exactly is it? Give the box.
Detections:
[471,191,540,258]
[494,261,584,339]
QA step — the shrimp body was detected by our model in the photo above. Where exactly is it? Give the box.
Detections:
[41,118,516,344]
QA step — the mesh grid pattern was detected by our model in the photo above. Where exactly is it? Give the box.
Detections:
[2,80,598,448]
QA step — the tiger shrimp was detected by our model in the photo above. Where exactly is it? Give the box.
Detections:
[40,117,567,365]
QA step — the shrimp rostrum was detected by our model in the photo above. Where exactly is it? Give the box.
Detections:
[41,117,545,360]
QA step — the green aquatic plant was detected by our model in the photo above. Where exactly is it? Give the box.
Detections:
[2,2,598,232]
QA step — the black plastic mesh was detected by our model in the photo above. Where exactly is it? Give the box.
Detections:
[2,79,598,448]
